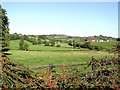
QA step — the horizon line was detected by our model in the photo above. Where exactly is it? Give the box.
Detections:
[9,32,117,38]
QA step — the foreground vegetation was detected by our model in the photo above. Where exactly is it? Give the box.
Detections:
[2,55,120,89]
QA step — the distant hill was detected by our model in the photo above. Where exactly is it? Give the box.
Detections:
[10,33,117,43]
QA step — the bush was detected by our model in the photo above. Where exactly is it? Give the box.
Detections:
[88,45,95,50]
[68,43,73,46]
[94,46,103,51]
[44,42,49,46]
[56,44,61,47]
[88,45,103,51]
[23,43,29,51]
[76,43,80,48]
[1,47,10,52]
[19,36,29,51]
[83,42,91,48]
[50,40,55,46]
[31,40,37,45]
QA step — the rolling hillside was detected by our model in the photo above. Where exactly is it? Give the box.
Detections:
[91,41,118,50]
[9,40,32,50]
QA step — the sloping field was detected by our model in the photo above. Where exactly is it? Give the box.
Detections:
[9,40,88,51]
[91,41,118,50]
[8,50,114,66]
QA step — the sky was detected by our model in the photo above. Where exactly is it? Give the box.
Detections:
[1,2,118,37]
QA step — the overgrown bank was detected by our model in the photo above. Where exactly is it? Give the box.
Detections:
[2,55,120,89]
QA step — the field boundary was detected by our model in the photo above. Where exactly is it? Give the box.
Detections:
[30,62,87,69]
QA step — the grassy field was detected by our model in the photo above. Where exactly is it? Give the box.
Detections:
[91,41,118,50]
[8,50,114,66]
[8,40,117,67]
[10,40,118,51]
[9,40,32,50]
[9,40,89,51]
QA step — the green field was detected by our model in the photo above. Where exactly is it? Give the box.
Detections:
[9,40,88,51]
[8,50,114,66]
[10,40,118,51]
[8,40,117,67]
[91,41,118,50]
[9,40,32,50]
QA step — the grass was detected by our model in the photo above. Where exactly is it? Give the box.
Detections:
[9,40,88,51]
[9,40,32,50]
[29,45,89,51]
[10,40,118,51]
[8,50,114,66]
[8,40,116,68]
[91,41,118,50]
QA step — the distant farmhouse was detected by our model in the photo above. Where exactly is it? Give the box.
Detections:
[96,39,109,42]
[85,37,96,42]
[85,37,109,42]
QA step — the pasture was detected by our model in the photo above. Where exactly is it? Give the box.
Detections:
[8,40,117,67]
[9,40,88,51]
[91,41,118,50]
[8,50,114,66]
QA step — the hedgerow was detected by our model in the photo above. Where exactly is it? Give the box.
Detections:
[1,55,120,89]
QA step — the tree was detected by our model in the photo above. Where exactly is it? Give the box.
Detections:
[19,36,24,50]
[44,40,49,46]
[50,40,55,46]
[10,33,21,40]
[23,43,29,51]
[68,40,73,46]
[83,42,91,48]
[73,40,76,48]
[38,36,42,44]
[38,35,47,40]
[30,38,37,45]
[19,36,29,51]
[0,5,10,54]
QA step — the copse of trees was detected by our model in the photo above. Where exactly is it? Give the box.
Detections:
[68,41,103,51]
[10,33,21,40]
[68,40,77,48]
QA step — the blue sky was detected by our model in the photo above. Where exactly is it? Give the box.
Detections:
[1,2,118,37]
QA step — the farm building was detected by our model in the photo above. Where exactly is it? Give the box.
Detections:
[96,39,110,42]
[85,37,96,42]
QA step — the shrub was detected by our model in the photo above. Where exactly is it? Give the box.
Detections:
[83,42,91,48]
[88,45,95,50]
[56,44,61,47]
[94,46,103,51]
[23,43,29,51]
[76,43,80,47]
[19,36,29,51]
[44,42,49,46]
[50,40,55,46]
[68,43,73,46]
